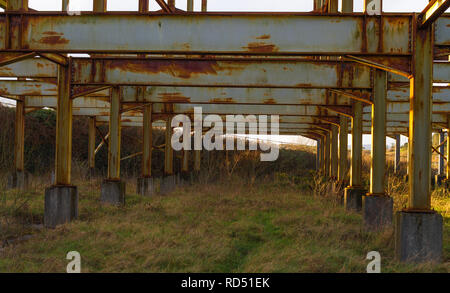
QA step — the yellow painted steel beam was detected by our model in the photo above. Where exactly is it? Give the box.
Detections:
[350,101,363,187]
[330,124,339,179]
[369,69,387,196]
[338,116,349,183]
[107,87,121,180]
[419,0,450,28]
[408,20,433,211]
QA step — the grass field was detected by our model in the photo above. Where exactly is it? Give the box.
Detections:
[0,167,448,273]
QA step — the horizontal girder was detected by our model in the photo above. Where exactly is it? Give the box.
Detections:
[0,13,434,55]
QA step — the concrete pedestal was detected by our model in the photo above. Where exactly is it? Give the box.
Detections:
[44,185,78,229]
[100,180,126,205]
[137,177,155,197]
[7,171,28,190]
[160,175,176,195]
[395,211,443,263]
[344,187,366,212]
[362,195,393,231]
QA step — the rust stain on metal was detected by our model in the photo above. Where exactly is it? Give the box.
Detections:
[244,42,279,53]
[263,98,277,104]
[39,31,69,45]
[209,97,236,103]
[110,60,221,79]
[256,34,271,40]
[158,92,190,103]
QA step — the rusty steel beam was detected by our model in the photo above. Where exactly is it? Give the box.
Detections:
[419,0,450,28]
[369,69,387,196]
[408,19,434,211]
[2,57,449,85]
[142,104,152,177]
[338,116,349,183]
[0,13,424,55]
[330,124,339,179]
[14,99,25,172]
[71,58,373,89]
[350,101,363,187]
[54,65,73,185]
[155,0,174,13]
[107,87,121,180]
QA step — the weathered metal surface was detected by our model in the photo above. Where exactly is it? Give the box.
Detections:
[142,104,152,177]
[409,22,433,211]
[369,69,387,196]
[108,87,122,180]
[439,131,445,175]
[0,81,57,96]
[325,132,331,177]
[55,65,72,185]
[71,58,372,88]
[350,101,363,187]
[338,116,349,183]
[0,58,57,77]
[0,13,416,55]
[435,16,450,46]
[14,99,24,171]
[418,0,450,28]
[330,124,339,179]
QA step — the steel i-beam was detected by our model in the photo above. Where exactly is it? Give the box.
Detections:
[107,87,121,180]
[338,116,349,184]
[142,104,152,177]
[369,69,387,196]
[330,124,339,180]
[14,99,25,172]
[325,132,331,177]
[165,117,174,175]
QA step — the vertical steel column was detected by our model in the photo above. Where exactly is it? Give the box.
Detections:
[168,0,176,10]
[330,125,339,179]
[182,150,189,173]
[93,0,107,12]
[62,0,70,11]
[187,0,193,11]
[88,117,96,174]
[394,134,401,174]
[7,0,28,10]
[194,149,201,171]
[201,0,207,12]
[438,131,445,176]
[408,21,433,210]
[165,117,174,175]
[139,0,149,12]
[142,104,152,177]
[107,87,121,181]
[369,69,387,196]
[325,132,331,177]
[328,0,338,13]
[341,0,353,13]
[338,116,349,183]
[55,65,73,185]
[14,100,25,173]
[447,122,450,180]
[350,102,363,187]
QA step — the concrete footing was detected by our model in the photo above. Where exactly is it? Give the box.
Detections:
[137,177,156,197]
[344,187,366,212]
[7,171,28,190]
[362,195,393,231]
[395,211,443,263]
[160,175,176,195]
[100,180,126,205]
[44,185,78,228]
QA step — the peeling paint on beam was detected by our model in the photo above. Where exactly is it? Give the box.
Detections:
[0,13,417,55]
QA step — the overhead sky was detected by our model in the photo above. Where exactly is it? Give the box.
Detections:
[0,0,445,147]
